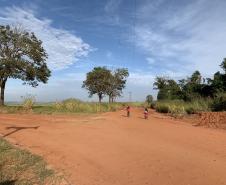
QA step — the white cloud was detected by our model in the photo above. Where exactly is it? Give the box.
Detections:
[133,0,226,76]
[0,7,92,70]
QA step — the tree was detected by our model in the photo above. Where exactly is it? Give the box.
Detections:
[0,25,51,105]
[220,58,226,73]
[146,95,153,105]
[82,67,111,103]
[153,77,181,100]
[179,71,203,101]
[153,77,168,90]
[190,70,202,84]
[107,68,129,102]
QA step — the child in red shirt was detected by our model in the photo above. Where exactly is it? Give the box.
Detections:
[144,108,148,119]
[126,106,130,117]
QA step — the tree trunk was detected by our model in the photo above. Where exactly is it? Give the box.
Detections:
[98,93,102,103]
[109,95,111,103]
[0,80,6,106]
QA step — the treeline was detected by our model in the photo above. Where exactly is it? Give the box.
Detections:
[82,67,129,103]
[154,59,226,111]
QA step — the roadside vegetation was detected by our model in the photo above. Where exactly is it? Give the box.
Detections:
[0,98,144,114]
[151,60,226,117]
[0,138,64,185]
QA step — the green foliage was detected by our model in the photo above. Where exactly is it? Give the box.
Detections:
[169,105,186,118]
[155,99,211,117]
[0,25,50,105]
[0,100,145,114]
[83,67,129,103]
[82,67,112,103]
[51,99,125,113]
[153,60,226,111]
[150,102,156,109]
[154,77,181,100]
[220,58,226,72]
[145,95,153,105]
[155,103,170,113]
[107,68,129,102]
[211,93,226,111]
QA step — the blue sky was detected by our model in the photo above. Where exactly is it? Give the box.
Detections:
[0,0,226,102]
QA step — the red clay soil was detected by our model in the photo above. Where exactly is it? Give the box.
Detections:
[198,112,226,129]
[0,109,226,185]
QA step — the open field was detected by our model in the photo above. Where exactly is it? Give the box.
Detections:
[0,108,226,185]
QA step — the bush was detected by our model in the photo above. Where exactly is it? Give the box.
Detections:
[150,102,156,109]
[155,103,170,113]
[51,99,126,113]
[185,106,196,114]
[21,95,36,110]
[155,99,212,116]
[211,93,226,111]
[169,105,186,117]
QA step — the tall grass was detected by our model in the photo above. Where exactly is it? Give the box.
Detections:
[1,98,145,114]
[32,99,144,114]
[49,98,122,113]
[21,94,36,110]
[154,99,212,117]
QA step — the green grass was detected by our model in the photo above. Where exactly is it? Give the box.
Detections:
[154,99,212,117]
[1,99,145,114]
[0,138,64,185]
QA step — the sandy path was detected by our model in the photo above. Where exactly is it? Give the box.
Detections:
[0,109,226,185]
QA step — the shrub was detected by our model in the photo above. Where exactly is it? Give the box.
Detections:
[21,95,36,110]
[169,105,186,117]
[150,102,156,109]
[211,93,226,111]
[155,103,170,113]
[185,106,196,114]
[50,99,126,113]
[155,99,212,116]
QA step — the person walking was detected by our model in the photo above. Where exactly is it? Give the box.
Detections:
[126,105,131,117]
[144,108,149,119]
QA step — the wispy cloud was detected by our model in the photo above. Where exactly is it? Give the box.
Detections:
[133,0,226,76]
[0,6,92,70]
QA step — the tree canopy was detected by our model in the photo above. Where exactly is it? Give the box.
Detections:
[82,67,129,103]
[0,25,51,105]
[146,95,153,105]
[154,77,181,100]
[106,68,129,102]
[153,60,226,102]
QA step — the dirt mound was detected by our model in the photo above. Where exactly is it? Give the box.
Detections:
[198,112,226,129]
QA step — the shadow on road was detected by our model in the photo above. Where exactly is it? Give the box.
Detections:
[3,126,39,138]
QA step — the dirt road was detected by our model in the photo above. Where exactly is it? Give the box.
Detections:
[0,109,226,185]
